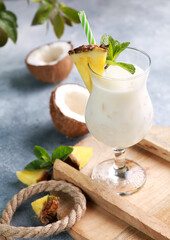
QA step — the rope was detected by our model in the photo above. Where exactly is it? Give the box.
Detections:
[0,180,86,239]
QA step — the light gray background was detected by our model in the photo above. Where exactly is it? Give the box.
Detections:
[0,0,169,239]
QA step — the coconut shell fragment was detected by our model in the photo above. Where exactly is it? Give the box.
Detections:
[25,41,74,83]
[50,84,89,138]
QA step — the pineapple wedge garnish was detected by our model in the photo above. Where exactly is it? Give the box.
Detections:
[16,169,50,186]
[66,146,93,170]
[31,195,59,224]
[69,45,107,92]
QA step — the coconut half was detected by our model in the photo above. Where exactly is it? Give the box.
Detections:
[50,84,89,137]
[25,41,73,83]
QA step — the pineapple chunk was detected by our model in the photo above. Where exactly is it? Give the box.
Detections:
[68,146,93,170]
[31,195,49,217]
[16,169,49,186]
[31,195,59,224]
[69,45,107,92]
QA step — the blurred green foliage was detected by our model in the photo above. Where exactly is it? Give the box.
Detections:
[0,0,80,47]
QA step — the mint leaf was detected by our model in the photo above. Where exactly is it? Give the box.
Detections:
[121,42,130,51]
[52,146,73,163]
[101,34,111,60]
[115,62,136,74]
[34,146,51,162]
[106,60,135,74]
[0,0,6,11]
[111,39,121,59]
[113,41,130,60]
[40,161,53,170]
[32,5,53,25]
[24,158,53,171]
[0,18,17,43]
[24,159,45,171]
[59,5,80,24]
[53,12,64,38]
[100,33,109,46]
[108,36,115,60]
[0,10,17,27]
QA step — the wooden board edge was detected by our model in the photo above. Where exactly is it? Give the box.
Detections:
[138,139,170,162]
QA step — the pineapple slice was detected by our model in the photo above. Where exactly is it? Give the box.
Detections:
[69,45,107,92]
[31,195,59,224]
[16,169,50,186]
[67,146,93,170]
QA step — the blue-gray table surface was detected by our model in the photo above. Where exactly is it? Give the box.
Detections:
[0,0,170,239]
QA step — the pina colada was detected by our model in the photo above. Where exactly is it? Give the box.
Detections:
[69,11,153,195]
[85,65,153,149]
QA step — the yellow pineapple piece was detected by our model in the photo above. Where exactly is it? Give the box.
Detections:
[68,146,93,170]
[31,195,49,217]
[31,195,59,224]
[69,45,107,92]
[16,169,49,186]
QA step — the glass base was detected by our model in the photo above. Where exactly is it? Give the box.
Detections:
[91,159,146,196]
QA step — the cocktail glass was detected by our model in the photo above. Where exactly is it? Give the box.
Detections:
[85,47,153,195]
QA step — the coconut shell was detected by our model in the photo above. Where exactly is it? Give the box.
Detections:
[50,84,89,138]
[25,42,74,83]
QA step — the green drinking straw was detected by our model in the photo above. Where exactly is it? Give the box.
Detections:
[78,11,96,44]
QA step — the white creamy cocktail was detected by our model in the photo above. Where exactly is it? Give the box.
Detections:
[85,64,153,149]
[85,47,153,195]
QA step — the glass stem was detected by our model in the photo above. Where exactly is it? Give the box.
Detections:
[112,148,127,174]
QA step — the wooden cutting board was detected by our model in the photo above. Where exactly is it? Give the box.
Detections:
[53,126,170,240]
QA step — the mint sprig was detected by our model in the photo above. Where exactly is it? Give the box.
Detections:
[52,146,73,163]
[24,145,73,171]
[100,33,135,74]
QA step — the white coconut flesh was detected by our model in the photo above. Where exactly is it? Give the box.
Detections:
[27,42,72,66]
[55,85,89,123]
